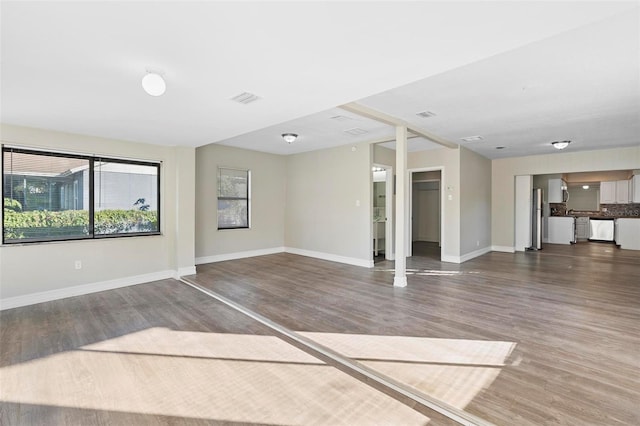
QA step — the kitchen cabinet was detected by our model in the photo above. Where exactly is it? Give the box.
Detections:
[548,179,567,203]
[601,180,633,204]
[616,218,640,250]
[600,181,616,204]
[632,175,640,203]
[548,217,575,244]
[616,180,629,204]
[576,217,589,240]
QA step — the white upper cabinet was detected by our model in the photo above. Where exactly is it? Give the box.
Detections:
[600,181,616,204]
[548,178,566,203]
[616,180,629,204]
[632,175,640,203]
[601,179,634,204]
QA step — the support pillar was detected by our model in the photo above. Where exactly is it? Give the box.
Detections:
[394,125,408,287]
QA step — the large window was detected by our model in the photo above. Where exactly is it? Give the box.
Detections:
[2,147,160,244]
[217,167,249,229]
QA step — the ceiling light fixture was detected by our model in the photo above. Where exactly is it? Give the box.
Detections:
[142,72,166,96]
[551,140,571,150]
[582,185,590,190]
[461,135,484,142]
[282,133,298,144]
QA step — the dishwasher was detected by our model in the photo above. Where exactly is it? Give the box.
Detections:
[588,218,615,242]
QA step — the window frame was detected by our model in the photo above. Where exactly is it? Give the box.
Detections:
[2,146,161,245]
[217,167,250,230]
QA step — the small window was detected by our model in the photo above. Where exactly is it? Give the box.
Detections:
[217,167,249,229]
[94,159,160,236]
[2,147,160,244]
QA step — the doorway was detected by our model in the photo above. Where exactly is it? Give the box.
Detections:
[372,164,394,263]
[409,169,442,261]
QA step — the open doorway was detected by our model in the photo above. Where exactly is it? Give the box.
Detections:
[409,169,441,261]
[372,164,394,263]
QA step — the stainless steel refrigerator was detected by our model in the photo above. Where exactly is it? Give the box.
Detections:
[528,188,542,250]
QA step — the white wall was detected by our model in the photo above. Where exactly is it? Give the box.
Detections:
[492,146,640,249]
[285,142,371,266]
[194,144,286,262]
[460,147,492,256]
[0,124,196,306]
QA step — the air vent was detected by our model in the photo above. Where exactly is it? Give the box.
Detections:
[330,115,353,122]
[230,92,261,104]
[416,110,436,118]
[343,127,368,136]
[461,135,484,142]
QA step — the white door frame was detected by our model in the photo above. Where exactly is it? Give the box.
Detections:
[372,162,394,260]
[407,167,445,260]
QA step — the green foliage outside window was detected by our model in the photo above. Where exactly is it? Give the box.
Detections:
[3,206,158,240]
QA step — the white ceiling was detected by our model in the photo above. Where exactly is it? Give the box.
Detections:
[1,2,639,160]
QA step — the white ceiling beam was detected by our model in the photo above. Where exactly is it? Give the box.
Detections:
[362,134,422,146]
[340,102,459,149]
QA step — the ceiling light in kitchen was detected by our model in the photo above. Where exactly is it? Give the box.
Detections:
[551,140,571,150]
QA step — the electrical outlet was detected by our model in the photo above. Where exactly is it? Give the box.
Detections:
[75,260,82,270]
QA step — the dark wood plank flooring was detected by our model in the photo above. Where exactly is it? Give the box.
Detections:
[189,242,640,426]
[0,279,455,425]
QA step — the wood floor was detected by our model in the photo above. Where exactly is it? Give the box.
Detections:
[2,241,639,425]
[190,242,640,426]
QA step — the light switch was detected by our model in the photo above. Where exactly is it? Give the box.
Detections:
[448,194,453,201]
[355,200,361,207]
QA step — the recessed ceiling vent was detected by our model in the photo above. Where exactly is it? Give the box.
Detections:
[416,110,436,118]
[461,135,484,142]
[344,127,368,136]
[231,92,261,104]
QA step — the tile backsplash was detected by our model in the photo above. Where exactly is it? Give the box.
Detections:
[550,203,640,217]
[599,204,640,217]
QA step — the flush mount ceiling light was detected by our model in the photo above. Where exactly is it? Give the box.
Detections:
[461,135,484,142]
[582,185,590,190]
[282,133,298,144]
[551,140,571,150]
[142,72,166,96]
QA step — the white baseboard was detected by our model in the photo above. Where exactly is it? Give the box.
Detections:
[195,247,285,265]
[174,266,197,278]
[491,245,516,253]
[0,270,176,311]
[195,246,373,268]
[440,254,460,263]
[440,246,492,264]
[285,247,374,268]
[459,246,492,263]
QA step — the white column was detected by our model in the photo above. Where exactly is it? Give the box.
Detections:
[394,125,408,287]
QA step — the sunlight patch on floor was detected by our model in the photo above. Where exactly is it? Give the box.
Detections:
[0,327,431,425]
[299,332,515,410]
